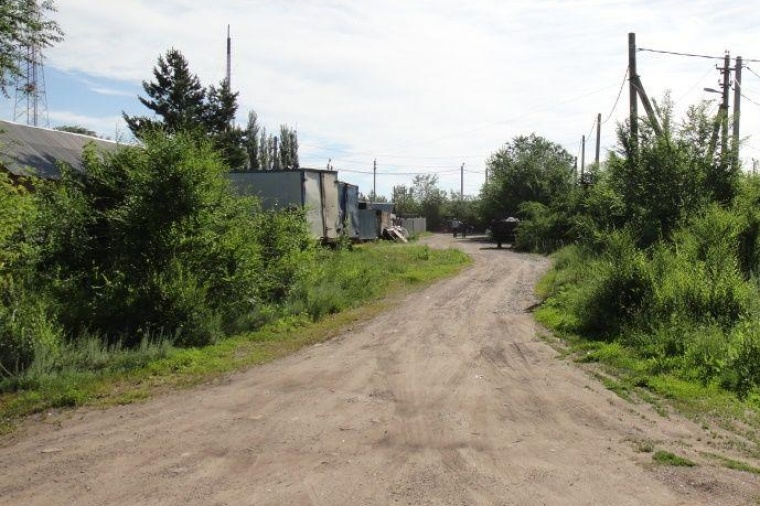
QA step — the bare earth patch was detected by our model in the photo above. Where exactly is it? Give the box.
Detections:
[1,234,759,505]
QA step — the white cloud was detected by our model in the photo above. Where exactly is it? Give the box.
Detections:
[41,0,760,196]
[47,110,129,141]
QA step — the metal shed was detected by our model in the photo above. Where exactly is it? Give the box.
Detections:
[227,169,342,241]
[338,182,360,240]
[357,201,395,240]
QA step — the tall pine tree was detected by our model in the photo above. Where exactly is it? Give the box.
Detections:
[123,48,206,137]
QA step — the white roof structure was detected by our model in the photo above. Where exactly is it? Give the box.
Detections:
[0,120,120,179]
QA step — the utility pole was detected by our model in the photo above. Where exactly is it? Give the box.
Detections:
[628,32,638,149]
[373,159,377,200]
[732,56,742,170]
[460,163,464,199]
[574,157,578,186]
[226,25,232,88]
[581,135,586,185]
[627,33,662,143]
[720,52,731,162]
[595,112,601,166]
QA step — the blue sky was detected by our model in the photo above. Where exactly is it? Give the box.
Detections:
[3,1,760,199]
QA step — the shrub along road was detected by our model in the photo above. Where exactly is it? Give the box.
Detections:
[1,235,758,505]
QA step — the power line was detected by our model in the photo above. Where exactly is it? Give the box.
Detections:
[740,91,760,108]
[674,64,717,104]
[746,66,760,82]
[338,168,462,176]
[639,47,760,63]
[334,159,484,170]
[601,67,629,125]
[585,116,597,143]
[638,47,725,60]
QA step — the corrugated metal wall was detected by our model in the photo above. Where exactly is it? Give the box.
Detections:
[339,183,360,239]
[398,217,426,235]
[226,169,341,240]
[358,209,380,240]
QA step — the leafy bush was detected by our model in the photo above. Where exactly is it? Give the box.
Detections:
[514,201,573,253]
[0,173,61,374]
[722,321,760,398]
[576,230,653,339]
[31,133,275,347]
[650,206,751,329]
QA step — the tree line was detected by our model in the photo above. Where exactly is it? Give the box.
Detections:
[496,96,760,399]
[123,48,299,172]
[0,3,314,376]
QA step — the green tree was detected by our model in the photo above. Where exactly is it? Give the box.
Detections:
[0,0,62,97]
[54,125,97,137]
[411,174,447,230]
[278,124,299,170]
[446,193,480,229]
[0,170,59,373]
[33,133,264,346]
[605,96,738,246]
[392,184,418,216]
[480,133,575,222]
[257,127,272,170]
[123,48,250,169]
[205,79,247,169]
[123,48,207,137]
[243,110,261,170]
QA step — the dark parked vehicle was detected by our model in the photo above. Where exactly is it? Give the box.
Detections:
[490,217,519,248]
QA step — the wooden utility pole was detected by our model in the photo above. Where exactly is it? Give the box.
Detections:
[732,56,742,170]
[628,33,663,143]
[720,52,731,161]
[373,159,377,199]
[595,112,601,166]
[628,33,638,148]
[460,163,464,199]
[574,157,578,186]
[580,135,586,184]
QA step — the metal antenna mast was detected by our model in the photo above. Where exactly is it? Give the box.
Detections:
[13,22,49,127]
[226,24,232,87]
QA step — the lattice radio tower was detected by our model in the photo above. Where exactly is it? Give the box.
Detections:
[13,30,49,128]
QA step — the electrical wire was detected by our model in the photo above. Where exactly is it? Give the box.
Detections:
[639,47,760,63]
[601,67,629,125]
[337,168,462,176]
[740,92,760,108]
[638,47,725,60]
[746,66,760,82]
[585,116,597,144]
[674,64,717,104]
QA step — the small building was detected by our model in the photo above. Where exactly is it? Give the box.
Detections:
[227,168,348,241]
[338,181,360,240]
[357,201,394,241]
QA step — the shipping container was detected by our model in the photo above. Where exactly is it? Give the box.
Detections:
[227,169,341,240]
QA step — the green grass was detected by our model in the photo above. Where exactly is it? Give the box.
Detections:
[652,450,697,467]
[703,452,760,475]
[0,241,470,433]
[534,244,760,467]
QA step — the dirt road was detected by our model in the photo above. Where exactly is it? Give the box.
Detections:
[2,234,758,505]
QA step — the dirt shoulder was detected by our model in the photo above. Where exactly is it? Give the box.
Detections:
[1,234,758,505]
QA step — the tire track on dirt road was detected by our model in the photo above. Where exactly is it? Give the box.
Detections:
[1,234,758,505]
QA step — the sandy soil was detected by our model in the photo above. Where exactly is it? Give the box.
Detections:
[2,234,759,505]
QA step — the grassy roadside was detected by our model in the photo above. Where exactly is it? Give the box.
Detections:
[0,240,470,435]
[533,250,760,472]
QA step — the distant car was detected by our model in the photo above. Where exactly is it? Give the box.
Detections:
[490,217,519,248]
